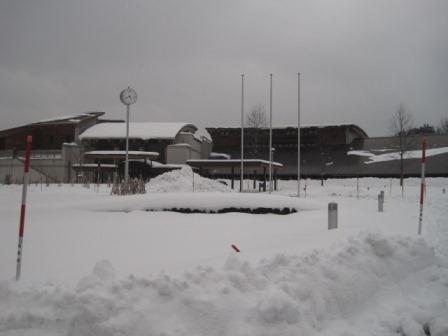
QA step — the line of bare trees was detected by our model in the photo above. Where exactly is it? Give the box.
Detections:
[245,101,445,195]
[245,104,268,154]
[389,103,447,195]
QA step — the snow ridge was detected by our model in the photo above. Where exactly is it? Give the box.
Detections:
[1,233,446,336]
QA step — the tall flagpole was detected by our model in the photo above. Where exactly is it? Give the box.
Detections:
[240,74,245,192]
[297,72,301,197]
[269,74,273,194]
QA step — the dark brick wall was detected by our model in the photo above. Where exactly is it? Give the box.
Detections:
[0,124,76,151]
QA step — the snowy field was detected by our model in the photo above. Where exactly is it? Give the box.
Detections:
[0,171,447,335]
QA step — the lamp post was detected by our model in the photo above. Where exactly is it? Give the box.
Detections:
[119,87,137,190]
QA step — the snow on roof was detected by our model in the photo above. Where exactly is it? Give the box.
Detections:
[187,159,284,167]
[31,112,104,125]
[0,112,105,134]
[72,163,117,168]
[210,152,231,159]
[169,143,191,147]
[348,147,448,163]
[79,122,202,141]
[194,127,212,142]
[83,150,159,158]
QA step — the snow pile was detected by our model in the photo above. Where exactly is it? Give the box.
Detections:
[146,166,230,193]
[1,233,447,335]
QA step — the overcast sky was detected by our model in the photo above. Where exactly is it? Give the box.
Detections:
[0,0,447,136]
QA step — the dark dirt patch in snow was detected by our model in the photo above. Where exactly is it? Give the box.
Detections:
[145,206,297,215]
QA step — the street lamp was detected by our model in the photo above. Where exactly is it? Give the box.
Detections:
[119,86,138,190]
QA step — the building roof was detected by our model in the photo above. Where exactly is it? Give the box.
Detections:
[187,159,283,168]
[83,150,159,160]
[0,112,105,136]
[206,124,368,138]
[80,122,212,141]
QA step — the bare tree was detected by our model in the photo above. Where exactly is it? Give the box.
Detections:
[389,103,414,192]
[246,104,267,154]
[438,117,448,134]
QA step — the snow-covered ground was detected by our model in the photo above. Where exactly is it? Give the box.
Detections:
[0,174,447,335]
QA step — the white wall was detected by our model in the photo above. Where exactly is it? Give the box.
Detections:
[175,132,211,159]
[166,144,192,164]
[0,144,80,184]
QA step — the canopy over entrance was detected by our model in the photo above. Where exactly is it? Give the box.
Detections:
[186,159,283,191]
[83,150,159,160]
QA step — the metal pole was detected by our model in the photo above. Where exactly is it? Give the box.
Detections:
[16,135,32,280]
[297,72,301,197]
[269,74,273,194]
[240,74,244,192]
[418,137,426,235]
[125,104,130,190]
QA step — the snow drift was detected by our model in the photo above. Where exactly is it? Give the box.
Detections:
[1,233,447,336]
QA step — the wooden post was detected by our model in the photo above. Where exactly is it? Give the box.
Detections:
[263,167,267,192]
[231,167,235,190]
[274,168,278,191]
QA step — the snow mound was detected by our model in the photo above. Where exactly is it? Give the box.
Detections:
[1,233,446,336]
[147,167,230,193]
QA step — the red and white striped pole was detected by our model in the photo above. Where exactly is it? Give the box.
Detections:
[16,135,32,280]
[418,137,426,235]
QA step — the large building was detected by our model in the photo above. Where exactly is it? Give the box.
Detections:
[206,124,369,178]
[0,114,212,183]
[79,122,212,180]
[1,114,447,184]
[205,125,448,178]
[0,112,112,183]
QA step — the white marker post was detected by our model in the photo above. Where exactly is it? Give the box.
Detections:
[328,202,338,230]
[16,135,32,280]
[418,137,426,235]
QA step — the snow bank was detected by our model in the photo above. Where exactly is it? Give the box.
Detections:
[1,233,446,336]
[146,167,230,193]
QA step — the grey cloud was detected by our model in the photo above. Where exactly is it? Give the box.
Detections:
[0,0,447,135]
